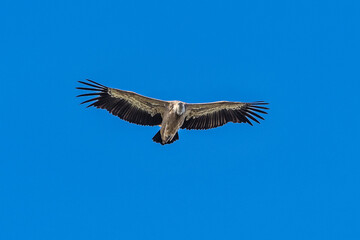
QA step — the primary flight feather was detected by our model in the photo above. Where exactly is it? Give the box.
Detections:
[76,79,269,145]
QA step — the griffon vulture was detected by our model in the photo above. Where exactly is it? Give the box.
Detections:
[77,79,269,145]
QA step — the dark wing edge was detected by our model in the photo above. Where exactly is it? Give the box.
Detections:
[181,101,269,130]
[76,79,165,126]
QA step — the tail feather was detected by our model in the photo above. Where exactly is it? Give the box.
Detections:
[152,131,179,145]
[152,131,163,145]
[169,132,179,144]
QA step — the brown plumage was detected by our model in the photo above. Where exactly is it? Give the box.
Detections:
[76,79,269,145]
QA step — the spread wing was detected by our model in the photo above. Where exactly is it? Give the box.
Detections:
[76,79,169,126]
[182,101,269,130]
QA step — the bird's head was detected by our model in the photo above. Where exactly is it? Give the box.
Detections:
[175,102,186,115]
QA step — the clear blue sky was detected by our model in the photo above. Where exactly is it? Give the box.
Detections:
[1,0,359,239]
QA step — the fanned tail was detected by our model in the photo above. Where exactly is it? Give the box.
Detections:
[152,131,179,145]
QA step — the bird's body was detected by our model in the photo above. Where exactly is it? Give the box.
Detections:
[159,101,187,144]
[77,79,269,145]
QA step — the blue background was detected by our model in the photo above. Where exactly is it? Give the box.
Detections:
[1,0,359,239]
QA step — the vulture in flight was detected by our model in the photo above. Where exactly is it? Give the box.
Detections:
[77,79,269,145]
